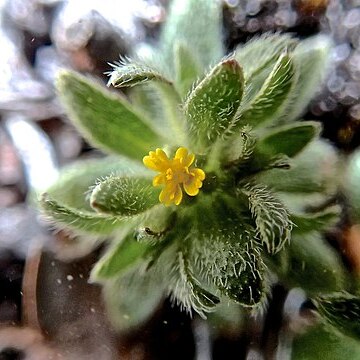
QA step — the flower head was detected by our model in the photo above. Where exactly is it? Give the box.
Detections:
[143,147,205,206]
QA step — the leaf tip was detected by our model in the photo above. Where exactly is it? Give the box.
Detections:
[39,192,52,208]
[55,69,73,89]
[222,58,239,67]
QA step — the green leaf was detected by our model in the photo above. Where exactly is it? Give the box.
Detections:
[152,227,220,317]
[159,0,223,73]
[56,71,163,161]
[184,58,244,150]
[151,82,187,144]
[292,324,360,360]
[284,35,332,122]
[40,194,122,235]
[314,293,360,340]
[129,84,162,124]
[222,247,267,307]
[173,251,220,317]
[128,83,178,141]
[343,149,360,222]
[135,206,177,242]
[46,156,146,211]
[174,42,202,98]
[190,196,267,307]
[244,185,293,254]
[91,234,150,279]
[235,33,297,81]
[274,232,346,296]
[238,54,295,129]
[90,176,159,216]
[224,125,257,164]
[235,34,296,109]
[130,80,186,144]
[102,265,165,332]
[107,57,172,88]
[291,206,340,234]
[254,139,338,194]
[256,122,320,159]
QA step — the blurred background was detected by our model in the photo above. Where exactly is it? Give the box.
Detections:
[0,0,360,358]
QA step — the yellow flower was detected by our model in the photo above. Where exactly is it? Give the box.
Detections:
[143,147,205,206]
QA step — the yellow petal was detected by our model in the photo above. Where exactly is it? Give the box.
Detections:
[155,148,170,162]
[175,147,188,159]
[184,176,202,196]
[159,188,170,206]
[175,147,195,167]
[143,156,159,171]
[191,168,205,181]
[184,153,195,167]
[159,184,175,206]
[159,184,183,206]
[143,149,170,172]
[173,185,183,205]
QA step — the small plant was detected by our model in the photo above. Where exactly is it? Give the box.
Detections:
[40,0,360,348]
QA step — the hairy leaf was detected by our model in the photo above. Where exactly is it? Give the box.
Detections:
[91,234,150,279]
[293,324,360,360]
[174,42,202,98]
[235,33,297,81]
[238,54,295,129]
[108,57,172,88]
[284,35,332,122]
[129,82,184,141]
[256,122,320,159]
[224,125,257,165]
[90,176,158,216]
[184,58,244,150]
[128,78,185,143]
[191,194,252,248]
[152,81,187,144]
[221,246,267,307]
[276,232,346,295]
[254,140,338,194]
[190,196,267,307]
[129,84,164,126]
[315,293,360,340]
[193,226,254,289]
[40,194,122,235]
[291,206,340,234]
[167,248,220,318]
[235,34,297,111]
[46,156,146,211]
[135,207,177,243]
[159,0,223,73]
[102,265,165,332]
[244,185,293,254]
[56,71,163,161]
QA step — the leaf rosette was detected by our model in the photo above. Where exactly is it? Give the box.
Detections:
[40,0,341,331]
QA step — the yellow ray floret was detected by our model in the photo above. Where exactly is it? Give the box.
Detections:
[143,147,205,206]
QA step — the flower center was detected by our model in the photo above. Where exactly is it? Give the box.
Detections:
[143,147,205,206]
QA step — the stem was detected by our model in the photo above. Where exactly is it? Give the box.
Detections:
[193,317,212,360]
[260,284,288,360]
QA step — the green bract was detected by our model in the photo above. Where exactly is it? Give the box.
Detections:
[40,0,349,333]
